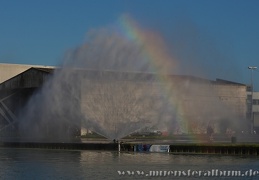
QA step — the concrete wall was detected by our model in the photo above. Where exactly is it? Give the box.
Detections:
[252,92,259,130]
[213,84,247,119]
[80,73,247,134]
[252,92,259,112]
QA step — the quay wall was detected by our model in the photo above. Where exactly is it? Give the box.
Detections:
[0,142,117,151]
[1,142,259,156]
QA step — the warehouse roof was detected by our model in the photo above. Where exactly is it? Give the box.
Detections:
[0,66,246,90]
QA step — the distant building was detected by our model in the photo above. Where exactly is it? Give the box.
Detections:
[249,91,259,133]
[0,63,250,140]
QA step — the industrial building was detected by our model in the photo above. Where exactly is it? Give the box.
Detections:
[0,63,252,140]
[0,64,55,139]
[250,91,259,133]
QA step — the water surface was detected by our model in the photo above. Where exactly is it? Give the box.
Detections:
[0,148,258,179]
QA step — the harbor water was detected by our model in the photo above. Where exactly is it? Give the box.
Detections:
[0,148,259,179]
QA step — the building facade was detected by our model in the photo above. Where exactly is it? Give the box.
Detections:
[0,63,250,140]
[250,91,259,133]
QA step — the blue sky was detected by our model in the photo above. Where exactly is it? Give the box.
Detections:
[1,0,259,90]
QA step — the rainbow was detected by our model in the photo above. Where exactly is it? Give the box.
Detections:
[115,14,194,135]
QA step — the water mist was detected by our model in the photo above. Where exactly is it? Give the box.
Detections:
[18,19,245,142]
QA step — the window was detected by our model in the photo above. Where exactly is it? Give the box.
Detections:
[253,99,259,105]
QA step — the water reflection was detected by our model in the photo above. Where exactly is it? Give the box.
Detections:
[0,148,259,179]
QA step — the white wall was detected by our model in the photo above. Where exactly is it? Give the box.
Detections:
[252,92,259,112]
